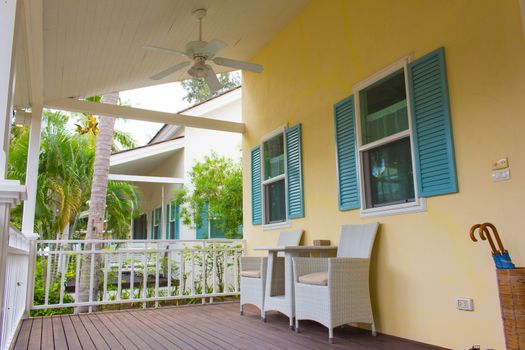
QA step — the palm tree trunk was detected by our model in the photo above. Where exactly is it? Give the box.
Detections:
[76,92,118,313]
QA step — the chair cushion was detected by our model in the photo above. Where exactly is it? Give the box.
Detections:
[298,272,328,286]
[240,270,261,278]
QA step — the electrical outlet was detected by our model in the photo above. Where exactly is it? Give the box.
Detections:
[456,297,474,311]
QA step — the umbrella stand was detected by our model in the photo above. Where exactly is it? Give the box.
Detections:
[470,223,523,349]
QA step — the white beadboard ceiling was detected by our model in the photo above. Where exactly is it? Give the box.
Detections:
[14,0,309,108]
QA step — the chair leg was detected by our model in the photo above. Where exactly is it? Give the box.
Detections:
[295,318,300,333]
[371,322,377,337]
[328,328,333,343]
[261,311,267,322]
[240,304,244,316]
[289,317,294,330]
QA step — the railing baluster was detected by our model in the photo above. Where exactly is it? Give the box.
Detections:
[211,246,217,303]
[234,249,239,293]
[155,245,159,308]
[190,250,195,296]
[117,253,122,301]
[142,243,147,309]
[74,244,80,302]
[103,252,108,302]
[201,249,206,304]
[88,243,95,313]
[130,252,135,300]
[223,248,227,293]
[44,244,52,306]
[59,250,65,305]
[179,252,184,296]
[167,246,172,297]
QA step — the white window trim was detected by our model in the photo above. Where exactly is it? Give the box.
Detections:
[260,125,290,229]
[353,55,426,218]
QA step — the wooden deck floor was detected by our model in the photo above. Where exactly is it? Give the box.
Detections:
[13,302,446,350]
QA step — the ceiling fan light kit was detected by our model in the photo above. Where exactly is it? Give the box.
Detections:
[144,8,263,92]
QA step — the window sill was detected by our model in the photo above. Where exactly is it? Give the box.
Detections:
[262,221,291,231]
[360,198,426,218]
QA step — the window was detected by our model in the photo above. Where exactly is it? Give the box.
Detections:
[356,68,418,212]
[167,202,179,240]
[133,214,147,240]
[262,131,287,225]
[152,207,161,239]
[334,48,458,217]
[251,124,304,227]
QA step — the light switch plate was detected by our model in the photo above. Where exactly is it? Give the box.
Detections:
[492,157,509,170]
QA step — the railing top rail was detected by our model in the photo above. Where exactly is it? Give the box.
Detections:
[36,239,245,244]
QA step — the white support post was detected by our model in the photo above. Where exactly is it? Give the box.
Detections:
[161,185,165,239]
[0,0,18,178]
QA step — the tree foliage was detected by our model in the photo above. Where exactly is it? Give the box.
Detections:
[174,152,242,239]
[7,110,141,240]
[181,71,240,104]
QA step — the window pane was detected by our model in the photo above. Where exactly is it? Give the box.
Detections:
[264,179,286,224]
[363,137,415,208]
[263,134,285,180]
[360,70,409,144]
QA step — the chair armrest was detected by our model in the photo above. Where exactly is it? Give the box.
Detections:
[240,256,267,272]
[328,258,370,288]
[292,258,329,282]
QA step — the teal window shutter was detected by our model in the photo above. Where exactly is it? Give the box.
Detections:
[196,204,209,239]
[175,204,180,240]
[166,204,170,239]
[251,146,262,225]
[285,124,304,218]
[150,210,154,239]
[334,95,360,210]
[408,47,458,197]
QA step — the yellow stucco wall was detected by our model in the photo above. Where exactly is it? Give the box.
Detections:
[241,1,525,348]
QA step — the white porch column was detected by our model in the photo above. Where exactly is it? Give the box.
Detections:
[21,107,42,236]
[0,0,19,177]
[21,108,42,318]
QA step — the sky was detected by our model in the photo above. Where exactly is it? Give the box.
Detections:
[117,82,192,146]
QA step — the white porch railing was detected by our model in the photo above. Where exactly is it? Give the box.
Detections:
[31,239,244,312]
[1,227,30,350]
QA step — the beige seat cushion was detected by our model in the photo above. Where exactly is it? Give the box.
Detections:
[298,272,328,286]
[240,270,261,278]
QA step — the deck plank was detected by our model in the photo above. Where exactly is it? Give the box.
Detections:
[79,313,124,350]
[51,317,68,350]
[60,316,82,350]
[27,318,42,350]
[13,318,32,350]
[40,317,54,350]
[69,315,97,349]
[14,302,448,350]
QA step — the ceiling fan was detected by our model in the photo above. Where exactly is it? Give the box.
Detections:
[144,8,263,92]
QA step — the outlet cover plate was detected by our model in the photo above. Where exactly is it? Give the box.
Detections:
[456,297,474,311]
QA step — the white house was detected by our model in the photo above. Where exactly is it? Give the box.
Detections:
[109,86,242,240]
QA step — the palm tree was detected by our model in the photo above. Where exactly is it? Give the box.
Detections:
[76,92,119,313]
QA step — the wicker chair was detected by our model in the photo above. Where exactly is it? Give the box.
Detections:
[240,230,303,318]
[292,223,379,342]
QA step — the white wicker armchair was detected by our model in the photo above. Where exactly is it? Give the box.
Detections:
[240,230,303,318]
[292,222,379,342]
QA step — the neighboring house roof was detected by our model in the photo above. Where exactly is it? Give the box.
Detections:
[149,85,241,144]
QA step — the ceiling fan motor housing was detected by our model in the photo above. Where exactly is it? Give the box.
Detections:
[185,41,211,58]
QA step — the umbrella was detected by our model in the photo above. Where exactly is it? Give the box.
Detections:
[469,222,515,269]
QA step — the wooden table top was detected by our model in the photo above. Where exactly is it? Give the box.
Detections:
[254,245,338,251]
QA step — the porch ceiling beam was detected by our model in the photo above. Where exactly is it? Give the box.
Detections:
[108,174,185,184]
[45,98,245,134]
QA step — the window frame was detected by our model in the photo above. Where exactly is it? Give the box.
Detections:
[353,56,426,218]
[152,206,161,239]
[168,202,177,240]
[260,125,291,230]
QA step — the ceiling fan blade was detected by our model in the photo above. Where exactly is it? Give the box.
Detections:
[213,57,263,73]
[201,39,227,56]
[150,61,191,80]
[204,68,222,92]
[143,45,189,57]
